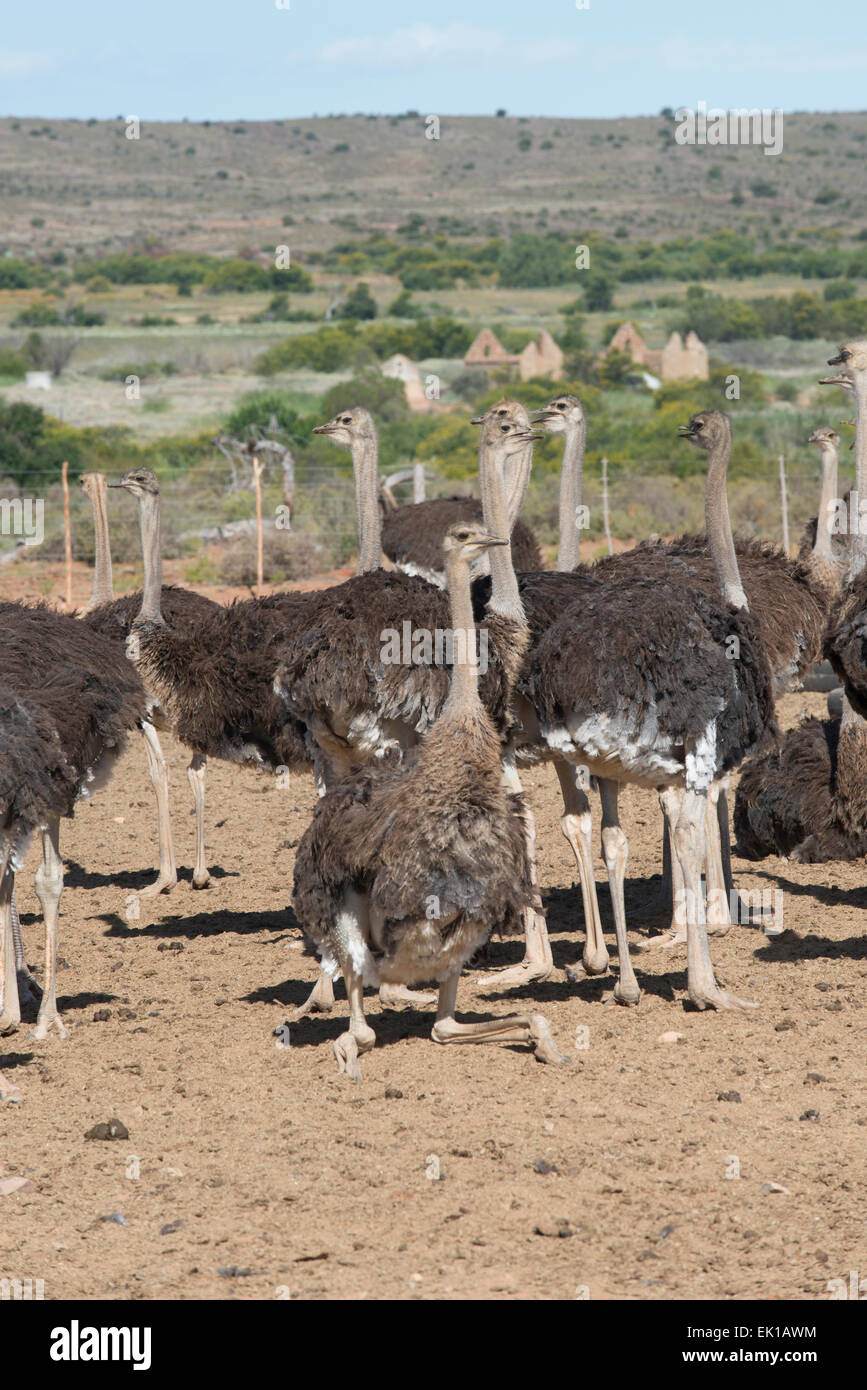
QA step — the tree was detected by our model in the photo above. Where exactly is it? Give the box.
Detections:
[582,271,615,311]
[335,282,377,321]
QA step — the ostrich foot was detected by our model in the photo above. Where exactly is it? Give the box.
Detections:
[0,1010,19,1036]
[474,958,553,990]
[0,1071,21,1102]
[30,1009,69,1042]
[688,985,758,1013]
[138,870,178,900]
[191,870,211,891]
[528,1015,569,1065]
[289,971,335,1022]
[582,943,610,976]
[637,928,687,951]
[333,1021,376,1082]
[613,977,641,1007]
[378,983,436,1008]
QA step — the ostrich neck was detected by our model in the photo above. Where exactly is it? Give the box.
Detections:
[556,422,584,572]
[84,481,114,611]
[504,443,531,535]
[479,440,524,621]
[353,434,381,575]
[136,491,164,624]
[851,381,867,578]
[440,549,483,723]
[705,429,748,610]
[814,446,838,563]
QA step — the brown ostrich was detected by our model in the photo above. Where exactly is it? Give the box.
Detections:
[821,341,867,713]
[0,602,145,1094]
[291,520,565,1081]
[80,471,222,894]
[796,428,850,591]
[524,411,776,1011]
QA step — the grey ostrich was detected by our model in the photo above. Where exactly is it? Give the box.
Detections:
[0,603,145,1090]
[81,471,222,894]
[291,519,565,1081]
[797,428,850,591]
[525,411,776,1010]
[536,395,829,941]
[821,342,867,713]
[276,407,550,1016]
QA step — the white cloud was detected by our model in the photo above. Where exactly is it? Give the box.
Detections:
[653,34,867,75]
[319,23,580,69]
[0,48,67,79]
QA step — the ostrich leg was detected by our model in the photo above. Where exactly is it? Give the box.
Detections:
[31,816,68,1040]
[475,761,554,989]
[10,890,41,1007]
[704,781,733,936]
[673,789,756,1013]
[432,972,567,1063]
[331,892,377,1080]
[138,720,177,898]
[639,786,688,950]
[0,858,20,1033]
[187,752,211,889]
[598,779,641,1005]
[0,863,20,1094]
[554,759,609,978]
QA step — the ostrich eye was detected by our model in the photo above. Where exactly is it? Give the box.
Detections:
[557,402,566,409]
[456,530,470,540]
[341,416,351,424]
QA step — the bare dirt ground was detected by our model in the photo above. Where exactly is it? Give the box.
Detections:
[1,667,864,1300]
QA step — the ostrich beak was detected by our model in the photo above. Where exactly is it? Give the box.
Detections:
[513,428,544,443]
[818,373,850,387]
[677,423,698,437]
[312,423,335,435]
[479,533,509,547]
[531,409,557,423]
[470,414,486,425]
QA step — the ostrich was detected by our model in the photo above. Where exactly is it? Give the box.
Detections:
[0,602,145,1081]
[291,520,565,1081]
[381,497,542,586]
[733,706,867,862]
[525,411,775,1010]
[797,428,850,591]
[276,407,552,1014]
[536,396,829,939]
[81,471,222,894]
[821,342,867,713]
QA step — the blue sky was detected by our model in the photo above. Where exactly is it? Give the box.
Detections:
[2,0,866,121]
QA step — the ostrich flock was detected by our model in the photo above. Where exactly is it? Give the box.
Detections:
[1,339,866,1094]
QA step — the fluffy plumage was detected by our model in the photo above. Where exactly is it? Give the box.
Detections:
[734,715,867,861]
[382,497,542,580]
[824,567,867,718]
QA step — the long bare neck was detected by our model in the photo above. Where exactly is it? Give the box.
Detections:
[504,443,531,534]
[705,425,748,610]
[352,433,381,574]
[814,444,838,564]
[440,548,483,723]
[136,491,164,624]
[83,478,114,611]
[479,441,524,622]
[556,421,585,571]
[850,380,867,578]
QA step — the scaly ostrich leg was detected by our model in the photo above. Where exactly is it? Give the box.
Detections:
[554,760,609,979]
[187,753,211,889]
[432,972,567,1063]
[138,719,177,898]
[10,890,42,1006]
[674,789,756,1012]
[31,816,68,1041]
[0,858,20,1033]
[598,779,641,1005]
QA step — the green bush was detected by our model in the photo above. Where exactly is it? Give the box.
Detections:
[334,282,377,320]
[205,259,270,293]
[0,349,27,381]
[319,372,407,424]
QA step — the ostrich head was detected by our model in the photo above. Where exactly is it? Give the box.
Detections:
[678,410,731,452]
[531,394,584,436]
[808,426,840,450]
[819,341,867,389]
[442,520,509,564]
[470,397,513,427]
[477,405,542,459]
[80,471,104,499]
[108,467,160,497]
[312,407,376,450]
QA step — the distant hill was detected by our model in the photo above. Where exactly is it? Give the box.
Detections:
[1,111,865,263]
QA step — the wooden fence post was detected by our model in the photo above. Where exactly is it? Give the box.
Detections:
[253,455,264,592]
[62,460,72,608]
